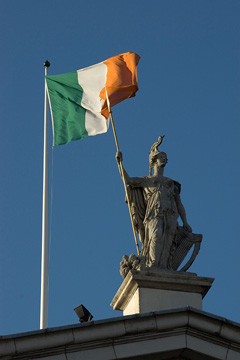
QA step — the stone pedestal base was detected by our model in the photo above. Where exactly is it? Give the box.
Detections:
[111,269,214,315]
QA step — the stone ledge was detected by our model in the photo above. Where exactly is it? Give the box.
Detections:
[0,308,240,360]
[111,269,214,314]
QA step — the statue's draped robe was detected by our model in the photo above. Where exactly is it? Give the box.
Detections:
[128,176,181,268]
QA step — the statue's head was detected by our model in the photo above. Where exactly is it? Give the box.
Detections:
[149,151,168,174]
[149,136,166,175]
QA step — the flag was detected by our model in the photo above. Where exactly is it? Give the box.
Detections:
[46,52,140,145]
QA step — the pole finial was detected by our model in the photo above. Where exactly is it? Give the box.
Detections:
[44,60,50,68]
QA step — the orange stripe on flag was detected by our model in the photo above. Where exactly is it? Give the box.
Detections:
[99,52,140,119]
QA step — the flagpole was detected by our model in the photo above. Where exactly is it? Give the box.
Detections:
[40,60,50,329]
[105,93,140,256]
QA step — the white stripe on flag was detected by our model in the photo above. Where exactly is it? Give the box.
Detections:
[77,62,108,135]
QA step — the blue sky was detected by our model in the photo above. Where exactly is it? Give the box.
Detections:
[0,0,239,335]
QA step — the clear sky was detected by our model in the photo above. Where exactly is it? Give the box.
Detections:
[0,0,239,335]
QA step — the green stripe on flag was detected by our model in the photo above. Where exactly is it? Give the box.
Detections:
[46,71,88,145]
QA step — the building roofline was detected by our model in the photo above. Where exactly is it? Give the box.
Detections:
[1,306,240,340]
[1,307,240,360]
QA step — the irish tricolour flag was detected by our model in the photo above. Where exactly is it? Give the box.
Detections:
[46,52,140,146]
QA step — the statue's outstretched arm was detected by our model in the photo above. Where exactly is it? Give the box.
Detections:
[175,193,192,232]
[116,151,130,183]
[116,151,145,187]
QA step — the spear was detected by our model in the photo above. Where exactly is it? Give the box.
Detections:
[105,89,140,256]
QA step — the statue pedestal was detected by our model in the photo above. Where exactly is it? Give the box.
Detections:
[111,269,214,316]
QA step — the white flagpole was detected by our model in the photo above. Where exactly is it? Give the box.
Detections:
[40,60,50,329]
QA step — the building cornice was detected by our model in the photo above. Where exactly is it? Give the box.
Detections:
[1,307,240,360]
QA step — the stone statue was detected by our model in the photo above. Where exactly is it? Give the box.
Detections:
[116,136,202,277]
